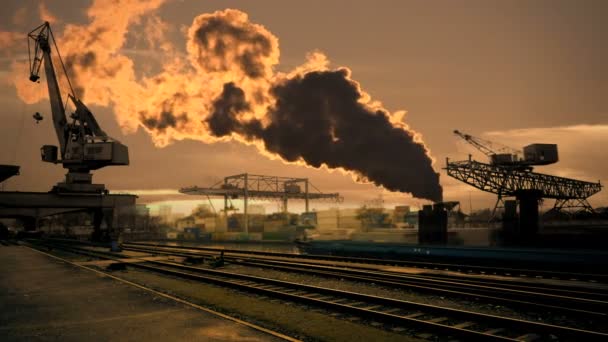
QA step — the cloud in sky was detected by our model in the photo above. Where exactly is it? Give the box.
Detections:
[1,1,606,212]
[4,2,441,202]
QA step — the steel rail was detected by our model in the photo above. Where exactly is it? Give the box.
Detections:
[121,244,608,317]
[22,243,301,342]
[31,241,608,341]
[125,241,608,281]
[122,243,608,296]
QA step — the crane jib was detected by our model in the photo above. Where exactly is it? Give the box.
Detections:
[27,22,129,194]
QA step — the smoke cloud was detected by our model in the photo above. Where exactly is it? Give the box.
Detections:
[7,2,442,201]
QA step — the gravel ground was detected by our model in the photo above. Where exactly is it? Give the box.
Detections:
[112,268,424,342]
[218,262,606,332]
[29,243,606,337]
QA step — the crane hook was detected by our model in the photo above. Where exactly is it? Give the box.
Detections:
[32,112,44,124]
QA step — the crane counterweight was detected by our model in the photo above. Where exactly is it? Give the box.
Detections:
[453,129,557,170]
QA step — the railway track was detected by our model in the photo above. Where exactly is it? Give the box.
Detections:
[21,243,300,342]
[120,242,608,318]
[29,240,608,341]
[126,241,608,282]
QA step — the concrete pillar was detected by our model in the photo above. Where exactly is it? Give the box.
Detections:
[418,205,432,244]
[517,190,541,245]
[501,200,518,245]
[418,204,447,245]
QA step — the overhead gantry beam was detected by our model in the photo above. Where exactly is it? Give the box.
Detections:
[445,156,602,216]
[180,173,342,233]
[179,187,341,200]
[445,157,602,200]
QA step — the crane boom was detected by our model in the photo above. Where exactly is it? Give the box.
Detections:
[28,22,68,155]
[27,22,129,194]
[454,129,527,168]
[453,129,558,170]
[453,130,495,157]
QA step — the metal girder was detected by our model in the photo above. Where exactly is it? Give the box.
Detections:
[179,186,340,200]
[180,173,341,234]
[180,174,341,202]
[0,207,84,219]
[552,198,595,214]
[445,158,602,200]
[0,191,137,236]
[0,191,136,209]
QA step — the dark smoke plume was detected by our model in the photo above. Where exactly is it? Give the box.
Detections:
[207,69,443,202]
[189,11,276,79]
[207,82,251,136]
[12,5,443,202]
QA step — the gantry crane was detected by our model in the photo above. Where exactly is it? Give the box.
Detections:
[446,129,602,239]
[28,22,129,194]
[180,174,342,233]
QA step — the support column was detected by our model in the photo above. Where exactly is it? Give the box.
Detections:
[501,200,518,245]
[91,209,104,242]
[91,208,121,251]
[103,207,122,252]
[244,174,248,234]
[305,179,309,213]
[418,204,447,245]
[223,177,228,217]
[223,195,228,217]
[22,216,38,231]
[517,190,542,245]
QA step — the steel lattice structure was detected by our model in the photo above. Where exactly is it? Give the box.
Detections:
[180,174,342,232]
[445,157,602,212]
[180,174,341,202]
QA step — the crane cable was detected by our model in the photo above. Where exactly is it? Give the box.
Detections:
[47,24,76,98]
[14,67,45,164]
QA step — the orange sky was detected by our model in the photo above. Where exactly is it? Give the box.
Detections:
[1,0,606,214]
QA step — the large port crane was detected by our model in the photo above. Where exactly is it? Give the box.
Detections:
[0,22,137,249]
[28,22,129,194]
[446,129,602,240]
[453,130,558,170]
